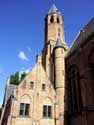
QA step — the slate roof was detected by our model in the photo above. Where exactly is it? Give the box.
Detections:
[5,84,17,103]
[65,17,94,57]
[48,4,60,14]
[55,39,63,48]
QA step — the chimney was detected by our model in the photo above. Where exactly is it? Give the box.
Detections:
[36,54,42,64]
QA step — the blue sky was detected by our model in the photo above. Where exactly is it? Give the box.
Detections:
[0,0,94,106]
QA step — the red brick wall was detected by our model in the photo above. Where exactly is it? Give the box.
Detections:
[65,35,94,125]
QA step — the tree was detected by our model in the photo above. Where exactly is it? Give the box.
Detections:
[10,71,27,85]
[10,75,15,84]
[10,72,20,85]
[20,72,27,81]
[14,72,20,85]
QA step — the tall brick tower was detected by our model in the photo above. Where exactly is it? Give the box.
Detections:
[42,5,68,125]
[42,4,68,83]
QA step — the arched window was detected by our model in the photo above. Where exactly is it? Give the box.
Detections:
[89,49,94,79]
[50,16,54,23]
[88,49,94,104]
[19,94,31,116]
[43,98,52,118]
[57,17,60,23]
[68,65,82,113]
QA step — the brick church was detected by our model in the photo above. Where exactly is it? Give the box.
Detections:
[1,4,94,125]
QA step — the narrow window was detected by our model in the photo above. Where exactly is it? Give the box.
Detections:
[89,48,94,79]
[72,70,78,111]
[19,103,24,116]
[19,103,30,116]
[43,105,52,118]
[57,17,60,23]
[48,106,51,117]
[43,105,47,117]
[25,104,29,116]
[42,84,46,90]
[68,65,82,113]
[30,81,34,89]
[89,49,94,104]
[77,72,82,110]
[50,16,54,23]
[58,28,60,37]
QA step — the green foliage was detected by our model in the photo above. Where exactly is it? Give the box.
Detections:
[14,72,19,85]
[10,72,20,85]
[10,75,14,84]
[20,72,27,81]
[10,71,27,85]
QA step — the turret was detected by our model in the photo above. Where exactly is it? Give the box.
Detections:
[54,39,65,89]
[54,39,67,125]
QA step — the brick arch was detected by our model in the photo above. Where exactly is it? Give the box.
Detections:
[67,64,82,113]
[43,97,53,105]
[42,97,53,118]
[20,94,31,103]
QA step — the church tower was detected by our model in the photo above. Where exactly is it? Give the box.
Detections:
[44,4,65,44]
[42,5,68,125]
[42,4,68,83]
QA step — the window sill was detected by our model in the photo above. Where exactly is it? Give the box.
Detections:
[19,115,30,118]
[42,117,53,119]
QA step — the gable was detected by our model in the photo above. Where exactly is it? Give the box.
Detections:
[18,63,56,95]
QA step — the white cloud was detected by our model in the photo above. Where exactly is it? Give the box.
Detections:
[27,47,31,52]
[18,51,29,61]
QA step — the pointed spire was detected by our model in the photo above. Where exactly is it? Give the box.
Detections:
[48,4,60,14]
